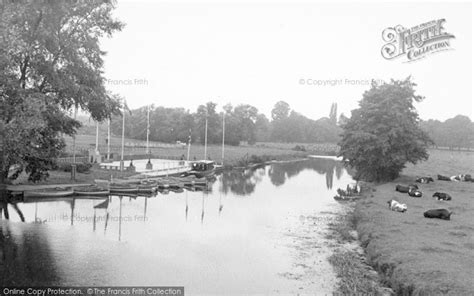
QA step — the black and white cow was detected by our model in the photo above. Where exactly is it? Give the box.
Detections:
[424,209,453,220]
[433,192,452,201]
[395,184,410,193]
[396,184,419,194]
[451,174,473,182]
[408,187,422,197]
[416,177,434,183]
[387,199,407,212]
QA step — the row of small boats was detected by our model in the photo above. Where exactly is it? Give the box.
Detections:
[17,176,212,198]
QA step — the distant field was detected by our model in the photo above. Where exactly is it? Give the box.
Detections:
[62,134,337,165]
[354,149,474,295]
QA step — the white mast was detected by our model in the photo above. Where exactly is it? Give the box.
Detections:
[120,101,126,171]
[204,116,208,160]
[72,106,77,163]
[221,111,225,165]
[146,104,150,154]
[95,121,99,151]
[186,129,191,161]
[107,118,111,160]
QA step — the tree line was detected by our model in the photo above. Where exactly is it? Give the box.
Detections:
[99,101,343,145]
[420,115,474,150]
[82,99,473,151]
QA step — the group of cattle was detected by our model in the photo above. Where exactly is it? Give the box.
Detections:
[438,174,473,182]
[386,175,464,220]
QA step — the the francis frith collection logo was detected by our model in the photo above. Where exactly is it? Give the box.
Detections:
[381,19,455,62]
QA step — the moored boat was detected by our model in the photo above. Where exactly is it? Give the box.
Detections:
[23,187,74,198]
[109,183,139,194]
[333,195,361,202]
[333,183,361,202]
[74,185,110,196]
[183,160,216,178]
[137,184,158,193]
[170,187,184,193]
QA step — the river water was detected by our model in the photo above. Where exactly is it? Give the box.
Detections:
[0,158,353,295]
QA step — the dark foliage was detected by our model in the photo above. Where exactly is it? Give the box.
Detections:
[338,78,432,182]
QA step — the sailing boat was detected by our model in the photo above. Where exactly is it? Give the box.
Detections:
[183,114,216,178]
[215,110,225,173]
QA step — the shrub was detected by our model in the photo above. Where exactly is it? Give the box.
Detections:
[56,162,92,173]
[292,145,306,152]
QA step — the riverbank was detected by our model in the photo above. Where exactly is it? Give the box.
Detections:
[9,148,310,186]
[326,187,393,295]
[333,149,474,295]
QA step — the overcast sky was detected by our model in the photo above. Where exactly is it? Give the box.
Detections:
[100,1,472,121]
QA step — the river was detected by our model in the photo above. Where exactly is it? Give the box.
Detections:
[0,158,353,295]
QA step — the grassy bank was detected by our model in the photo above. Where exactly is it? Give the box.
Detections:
[326,196,393,295]
[349,149,474,295]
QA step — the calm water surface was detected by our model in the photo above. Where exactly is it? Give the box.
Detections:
[1,159,353,295]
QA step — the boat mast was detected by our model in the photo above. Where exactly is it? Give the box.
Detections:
[107,118,111,160]
[120,100,126,171]
[72,106,77,163]
[221,111,225,165]
[95,121,99,152]
[186,129,192,161]
[204,116,208,160]
[146,104,150,155]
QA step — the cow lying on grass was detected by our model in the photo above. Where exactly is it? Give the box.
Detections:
[451,174,472,182]
[387,199,407,212]
[424,209,453,220]
[438,174,473,182]
[408,187,422,197]
[433,192,452,201]
[396,184,422,197]
[416,177,434,183]
[396,184,418,193]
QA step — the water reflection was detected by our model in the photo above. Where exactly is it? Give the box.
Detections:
[1,222,60,285]
[1,195,25,221]
[0,159,354,292]
[219,158,345,196]
[220,167,265,196]
[270,158,345,190]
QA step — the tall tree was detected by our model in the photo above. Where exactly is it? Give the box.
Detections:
[255,113,271,142]
[234,104,258,144]
[443,115,473,150]
[0,1,124,181]
[339,78,432,182]
[196,102,220,145]
[329,102,338,124]
[271,101,290,121]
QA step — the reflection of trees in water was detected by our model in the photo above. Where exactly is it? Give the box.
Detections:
[335,165,343,180]
[0,223,60,285]
[219,168,265,196]
[1,192,60,284]
[218,159,346,196]
[1,195,25,222]
[268,159,345,189]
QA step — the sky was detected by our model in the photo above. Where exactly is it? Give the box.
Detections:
[100,1,473,121]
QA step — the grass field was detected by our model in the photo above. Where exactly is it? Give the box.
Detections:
[351,149,474,295]
[62,134,336,165]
